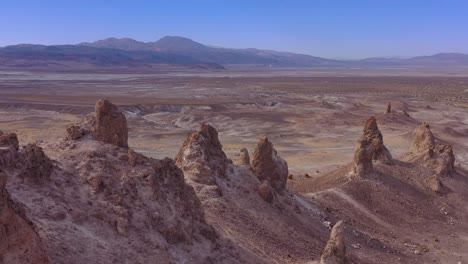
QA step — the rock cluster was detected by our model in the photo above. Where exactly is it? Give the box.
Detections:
[0,171,49,264]
[352,117,392,177]
[18,144,54,183]
[408,123,456,193]
[252,136,288,195]
[175,123,229,185]
[66,124,83,140]
[319,221,347,264]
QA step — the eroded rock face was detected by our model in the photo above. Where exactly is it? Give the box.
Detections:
[239,147,250,166]
[258,181,274,203]
[0,132,19,151]
[352,117,392,177]
[320,221,346,264]
[18,144,53,183]
[0,132,19,168]
[252,136,288,193]
[66,124,83,140]
[426,175,443,193]
[410,123,435,156]
[175,123,229,185]
[0,171,49,264]
[409,123,455,177]
[93,99,128,147]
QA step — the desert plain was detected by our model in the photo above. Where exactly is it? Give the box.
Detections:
[1,67,468,263]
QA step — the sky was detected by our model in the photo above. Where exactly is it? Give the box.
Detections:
[1,0,468,59]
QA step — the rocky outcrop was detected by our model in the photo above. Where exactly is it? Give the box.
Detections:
[128,148,145,167]
[319,221,347,264]
[0,171,49,264]
[239,147,251,166]
[352,117,392,177]
[17,144,53,183]
[93,99,128,147]
[0,132,19,168]
[409,123,455,177]
[425,175,443,193]
[410,123,435,156]
[385,102,391,114]
[252,136,288,193]
[175,123,229,185]
[65,124,83,140]
[258,181,274,203]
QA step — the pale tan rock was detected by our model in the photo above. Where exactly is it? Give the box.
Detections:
[175,123,228,185]
[410,123,435,156]
[320,221,347,264]
[352,117,392,177]
[239,147,250,166]
[385,102,391,114]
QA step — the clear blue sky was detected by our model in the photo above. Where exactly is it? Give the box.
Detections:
[1,0,467,59]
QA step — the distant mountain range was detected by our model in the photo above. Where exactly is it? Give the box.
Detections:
[1,36,468,70]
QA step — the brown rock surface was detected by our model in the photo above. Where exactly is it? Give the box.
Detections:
[257,180,274,203]
[251,136,288,193]
[385,102,391,114]
[93,99,128,147]
[0,171,49,264]
[17,144,53,183]
[319,221,346,264]
[175,123,229,185]
[0,132,19,151]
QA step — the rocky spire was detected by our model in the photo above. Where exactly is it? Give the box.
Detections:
[93,99,128,147]
[251,136,288,194]
[319,221,347,264]
[352,117,392,177]
[410,123,435,155]
[175,123,229,185]
[239,147,251,166]
[385,102,391,114]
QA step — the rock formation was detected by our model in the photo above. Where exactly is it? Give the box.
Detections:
[352,117,392,177]
[0,132,19,168]
[17,144,53,183]
[409,123,455,176]
[66,124,83,140]
[319,221,347,264]
[0,171,49,264]
[175,123,229,185]
[252,136,288,193]
[385,102,391,114]
[128,148,145,167]
[93,99,128,147]
[425,175,443,193]
[258,180,274,203]
[239,147,251,166]
[410,123,435,156]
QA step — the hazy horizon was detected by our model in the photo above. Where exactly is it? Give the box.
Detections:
[2,0,468,59]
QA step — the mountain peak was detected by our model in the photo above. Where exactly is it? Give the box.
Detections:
[153,36,207,51]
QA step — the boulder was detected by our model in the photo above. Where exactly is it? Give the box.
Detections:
[66,124,83,140]
[175,123,229,185]
[251,136,288,193]
[320,221,347,264]
[258,181,274,203]
[0,132,19,150]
